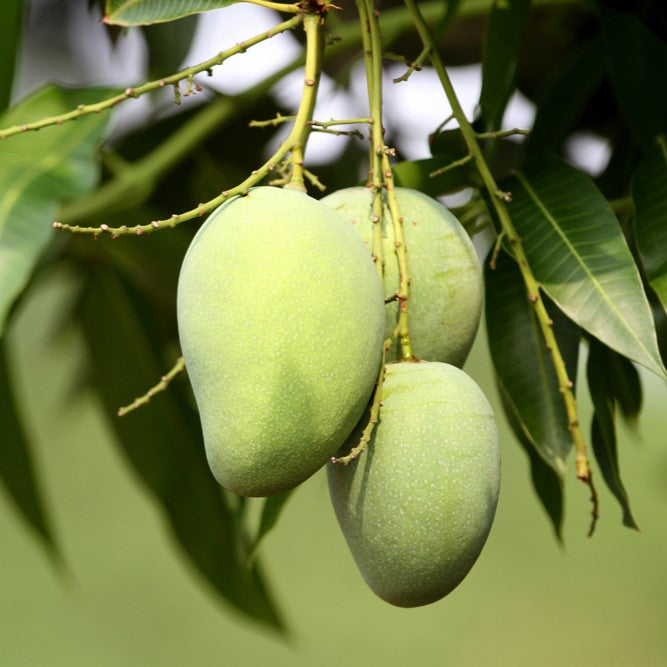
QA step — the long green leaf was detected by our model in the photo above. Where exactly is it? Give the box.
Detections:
[0,85,112,336]
[78,268,286,633]
[105,0,233,26]
[249,490,294,562]
[485,249,579,476]
[479,0,531,131]
[599,3,667,145]
[604,344,642,423]
[0,336,61,561]
[586,338,639,530]
[633,135,667,314]
[497,381,564,541]
[0,0,23,112]
[504,157,666,377]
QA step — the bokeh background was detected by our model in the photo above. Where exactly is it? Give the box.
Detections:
[2,2,666,665]
[3,267,666,666]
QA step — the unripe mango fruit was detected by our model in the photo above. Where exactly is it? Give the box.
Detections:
[328,361,500,607]
[177,187,385,497]
[320,187,482,366]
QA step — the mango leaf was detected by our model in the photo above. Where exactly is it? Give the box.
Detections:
[524,37,605,156]
[0,336,61,562]
[105,0,233,26]
[485,249,580,478]
[503,157,666,377]
[77,267,285,633]
[143,14,199,79]
[0,0,23,111]
[586,338,639,529]
[0,85,113,337]
[633,135,667,314]
[603,343,642,423]
[499,383,564,540]
[393,157,469,197]
[249,490,293,562]
[479,0,531,131]
[599,3,667,145]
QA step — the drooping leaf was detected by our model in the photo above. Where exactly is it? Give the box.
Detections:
[599,3,667,145]
[249,490,294,562]
[0,0,23,112]
[105,0,233,26]
[479,0,531,131]
[0,85,113,336]
[0,336,61,561]
[485,249,580,477]
[498,383,564,541]
[633,135,667,314]
[604,344,642,423]
[524,37,605,157]
[586,338,639,529]
[503,157,666,377]
[77,267,286,633]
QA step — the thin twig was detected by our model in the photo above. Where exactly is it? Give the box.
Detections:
[0,15,304,140]
[118,357,185,417]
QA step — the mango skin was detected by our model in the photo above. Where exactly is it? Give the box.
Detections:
[177,187,385,497]
[320,187,483,366]
[328,361,500,607]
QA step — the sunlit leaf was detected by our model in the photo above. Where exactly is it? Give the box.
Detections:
[0,85,112,336]
[586,338,639,530]
[0,0,23,111]
[485,250,579,477]
[105,0,233,26]
[78,267,286,633]
[479,0,530,131]
[0,336,61,562]
[503,157,666,377]
[633,135,667,314]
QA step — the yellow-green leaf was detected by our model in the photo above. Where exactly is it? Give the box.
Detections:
[105,0,233,26]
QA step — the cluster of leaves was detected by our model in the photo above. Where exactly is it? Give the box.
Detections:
[1,0,666,633]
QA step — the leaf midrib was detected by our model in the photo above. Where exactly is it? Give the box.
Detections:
[514,169,657,370]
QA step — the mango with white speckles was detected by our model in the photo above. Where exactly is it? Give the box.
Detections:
[328,361,500,607]
[177,187,385,497]
[320,187,482,366]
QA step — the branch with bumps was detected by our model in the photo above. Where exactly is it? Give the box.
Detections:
[403,0,598,534]
[0,15,304,140]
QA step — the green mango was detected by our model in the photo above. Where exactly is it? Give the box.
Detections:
[328,361,500,607]
[177,187,385,497]
[320,187,483,366]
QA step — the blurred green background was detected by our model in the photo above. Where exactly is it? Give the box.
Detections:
[2,269,666,667]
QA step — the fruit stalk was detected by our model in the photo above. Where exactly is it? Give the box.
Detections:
[286,12,324,190]
[403,0,598,533]
[55,9,326,237]
[362,0,413,360]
